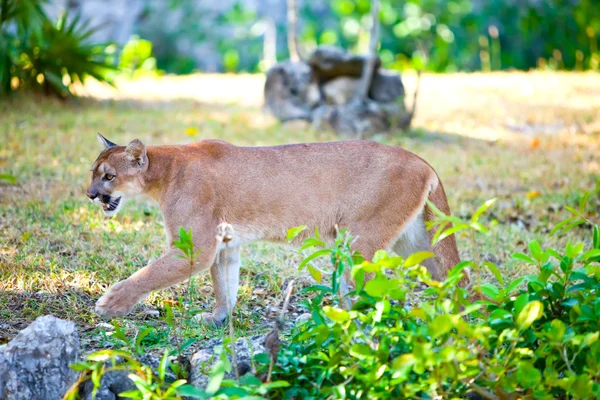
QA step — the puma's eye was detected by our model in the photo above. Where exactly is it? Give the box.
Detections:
[105,173,115,181]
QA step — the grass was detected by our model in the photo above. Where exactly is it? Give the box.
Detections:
[1,71,599,353]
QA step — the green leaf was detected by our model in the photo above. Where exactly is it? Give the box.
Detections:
[134,327,153,354]
[516,301,544,330]
[550,216,577,236]
[435,223,470,243]
[287,225,307,242]
[429,315,453,338]
[479,283,500,300]
[0,174,17,184]
[547,319,566,342]
[206,361,225,394]
[594,226,600,249]
[425,199,446,218]
[403,251,435,267]
[253,353,270,364]
[263,380,290,389]
[483,261,504,285]
[177,384,209,399]
[566,242,584,259]
[528,241,544,262]
[322,306,349,323]
[513,293,529,317]
[307,264,323,282]
[349,343,372,359]
[364,278,399,298]
[583,332,599,347]
[512,252,536,264]
[488,308,513,329]
[506,277,525,294]
[69,362,94,371]
[471,198,497,222]
[298,249,330,270]
[391,353,416,380]
[580,191,592,213]
[578,249,600,262]
[158,349,169,381]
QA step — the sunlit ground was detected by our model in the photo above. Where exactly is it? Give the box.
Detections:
[1,72,599,350]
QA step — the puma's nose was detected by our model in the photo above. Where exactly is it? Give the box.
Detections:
[86,189,98,200]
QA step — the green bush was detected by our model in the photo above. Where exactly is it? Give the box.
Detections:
[118,35,159,78]
[69,192,600,399]
[0,0,115,97]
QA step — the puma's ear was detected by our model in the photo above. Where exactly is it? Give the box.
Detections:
[97,133,118,150]
[125,139,147,167]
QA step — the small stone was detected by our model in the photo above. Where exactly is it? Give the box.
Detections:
[97,322,114,331]
[142,308,160,318]
[295,313,312,325]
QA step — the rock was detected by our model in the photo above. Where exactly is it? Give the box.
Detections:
[190,334,267,389]
[312,101,389,137]
[295,313,312,325]
[0,315,80,400]
[264,61,321,122]
[308,45,381,80]
[77,353,179,400]
[369,70,405,103]
[80,371,135,400]
[323,76,360,105]
[264,47,413,135]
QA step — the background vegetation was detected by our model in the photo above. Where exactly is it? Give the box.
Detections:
[3,0,600,98]
[148,0,600,73]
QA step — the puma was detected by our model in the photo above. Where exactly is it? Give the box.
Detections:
[87,134,463,323]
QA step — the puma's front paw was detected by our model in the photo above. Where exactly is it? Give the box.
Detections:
[95,280,140,318]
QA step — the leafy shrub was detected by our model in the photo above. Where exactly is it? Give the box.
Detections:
[0,0,115,97]
[117,35,159,78]
[68,192,600,399]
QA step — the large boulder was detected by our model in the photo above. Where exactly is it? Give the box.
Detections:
[264,46,414,135]
[308,45,381,81]
[264,61,321,122]
[0,315,80,400]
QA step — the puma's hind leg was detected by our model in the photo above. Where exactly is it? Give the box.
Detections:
[392,212,444,280]
[197,246,241,326]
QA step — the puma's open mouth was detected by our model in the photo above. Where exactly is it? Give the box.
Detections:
[103,197,121,212]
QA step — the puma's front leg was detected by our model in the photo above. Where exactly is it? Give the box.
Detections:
[96,246,217,318]
[198,246,241,326]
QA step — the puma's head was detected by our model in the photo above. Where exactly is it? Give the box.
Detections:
[87,134,148,217]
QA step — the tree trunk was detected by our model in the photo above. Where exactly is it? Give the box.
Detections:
[353,0,380,102]
[263,17,277,70]
[287,0,301,62]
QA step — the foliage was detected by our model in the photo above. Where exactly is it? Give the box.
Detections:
[149,0,600,73]
[304,0,600,72]
[0,0,116,97]
[117,35,159,78]
[67,190,600,399]
[260,194,600,399]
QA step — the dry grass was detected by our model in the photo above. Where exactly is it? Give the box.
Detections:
[1,71,599,350]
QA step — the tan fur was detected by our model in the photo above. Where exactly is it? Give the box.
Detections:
[87,138,463,321]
